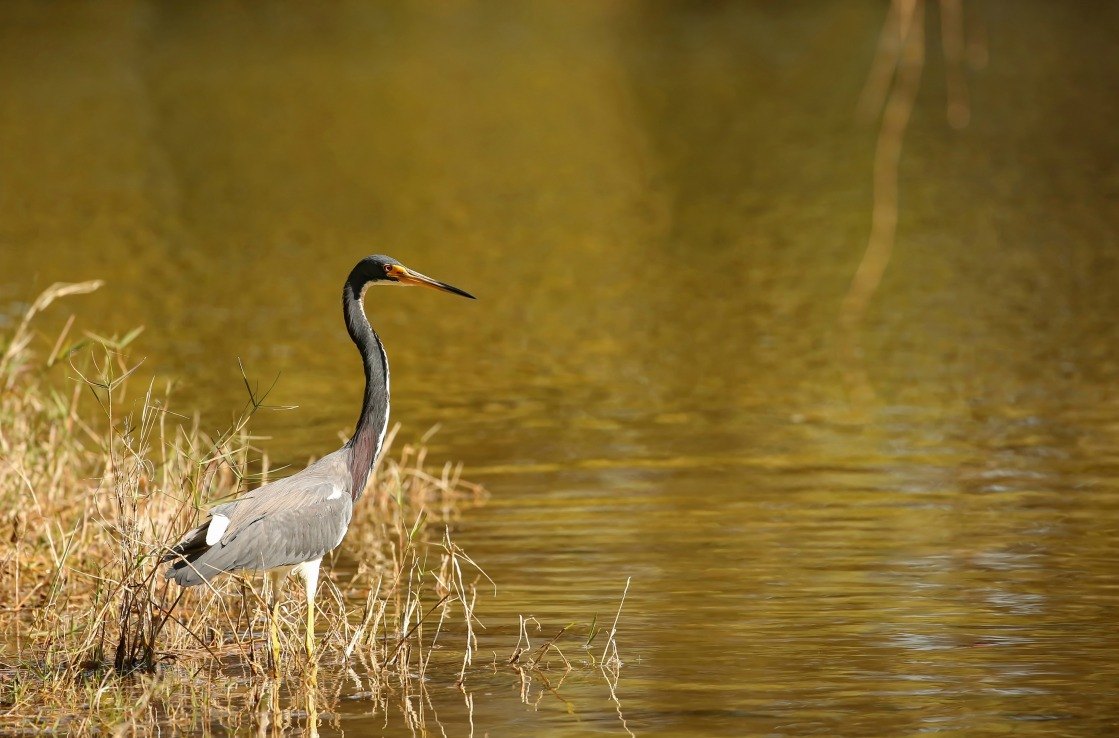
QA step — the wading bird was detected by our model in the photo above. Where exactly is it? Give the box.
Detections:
[162,255,474,669]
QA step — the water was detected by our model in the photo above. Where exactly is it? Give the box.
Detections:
[3,1,1119,735]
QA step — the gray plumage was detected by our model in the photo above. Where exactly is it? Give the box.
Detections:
[164,452,354,586]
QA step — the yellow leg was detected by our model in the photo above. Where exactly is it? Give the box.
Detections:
[266,569,287,675]
[269,596,281,675]
[298,558,322,660]
[305,596,315,658]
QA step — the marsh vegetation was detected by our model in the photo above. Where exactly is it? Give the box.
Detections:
[0,285,626,735]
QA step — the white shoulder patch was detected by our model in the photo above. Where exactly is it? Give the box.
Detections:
[205,514,231,546]
[326,484,344,500]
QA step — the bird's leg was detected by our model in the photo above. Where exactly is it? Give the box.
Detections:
[266,569,286,676]
[305,596,315,659]
[301,559,322,660]
[269,598,281,675]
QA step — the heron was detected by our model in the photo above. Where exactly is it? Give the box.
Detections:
[162,255,474,669]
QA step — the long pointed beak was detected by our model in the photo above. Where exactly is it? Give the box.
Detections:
[390,264,476,299]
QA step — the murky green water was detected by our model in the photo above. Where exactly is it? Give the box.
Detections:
[4,1,1119,735]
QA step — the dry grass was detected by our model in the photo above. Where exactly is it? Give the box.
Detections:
[0,282,493,733]
[0,282,627,736]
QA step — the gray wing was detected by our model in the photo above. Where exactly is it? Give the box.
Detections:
[165,453,353,586]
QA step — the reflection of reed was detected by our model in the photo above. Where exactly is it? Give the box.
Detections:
[840,0,927,407]
[855,0,918,123]
[842,1,987,407]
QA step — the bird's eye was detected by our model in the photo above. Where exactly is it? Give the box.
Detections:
[383,264,393,275]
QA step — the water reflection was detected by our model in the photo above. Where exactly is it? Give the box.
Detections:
[249,671,320,738]
[3,0,1119,735]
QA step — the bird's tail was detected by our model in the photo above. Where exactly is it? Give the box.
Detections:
[162,521,212,587]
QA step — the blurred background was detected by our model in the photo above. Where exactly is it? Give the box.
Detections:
[2,1,1119,735]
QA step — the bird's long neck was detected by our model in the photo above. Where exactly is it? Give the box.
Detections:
[342,278,389,501]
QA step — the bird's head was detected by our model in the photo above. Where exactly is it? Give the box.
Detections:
[353,255,475,299]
